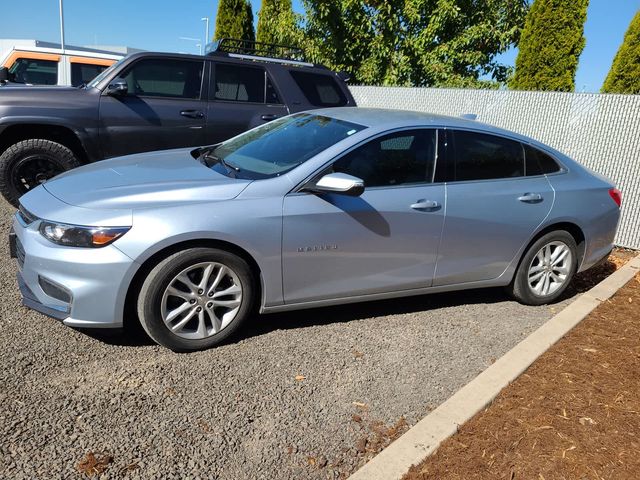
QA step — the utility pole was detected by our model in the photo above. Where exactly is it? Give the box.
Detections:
[59,0,66,52]
[201,17,210,48]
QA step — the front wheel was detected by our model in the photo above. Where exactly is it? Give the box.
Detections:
[137,248,256,352]
[0,139,80,206]
[508,230,578,306]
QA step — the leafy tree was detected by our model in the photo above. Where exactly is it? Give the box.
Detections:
[602,10,640,94]
[214,0,255,42]
[301,0,528,88]
[256,0,301,47]
[510,0,589,92]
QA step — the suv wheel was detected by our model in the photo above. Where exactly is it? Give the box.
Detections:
[508,230,578,305]
[137,248,256,352]
[0,139,80,206]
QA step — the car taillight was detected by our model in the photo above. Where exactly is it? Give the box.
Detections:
[608,188,622,207]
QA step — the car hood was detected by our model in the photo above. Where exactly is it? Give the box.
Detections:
[43,148,252,210]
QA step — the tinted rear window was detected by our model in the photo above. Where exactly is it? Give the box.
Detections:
[289,71,347,107]
[215,64,265,103]
[451,130,524,181]
[524,144,561,175]
[71,63,107,86]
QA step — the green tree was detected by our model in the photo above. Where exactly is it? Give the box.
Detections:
[256,0,301,47]
[301,0,528,88]
[602,10,640,94]
[510,0,589,92]
[214,0,255,42]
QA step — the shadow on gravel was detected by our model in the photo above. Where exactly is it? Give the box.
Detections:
[77,258,618,350]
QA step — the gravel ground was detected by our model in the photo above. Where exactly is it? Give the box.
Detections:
[0,198,574,480]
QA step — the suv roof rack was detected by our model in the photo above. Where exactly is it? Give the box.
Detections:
[205,38,314,68]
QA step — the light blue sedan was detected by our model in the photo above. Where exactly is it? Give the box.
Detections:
[10,108,621,351]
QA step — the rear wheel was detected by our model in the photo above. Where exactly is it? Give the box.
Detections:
[0,139,80,206]
[509,230,578,305]
[137,248,255,352]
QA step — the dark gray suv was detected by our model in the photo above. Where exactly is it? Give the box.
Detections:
[0,39,356,206]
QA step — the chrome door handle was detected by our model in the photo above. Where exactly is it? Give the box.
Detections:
[518,193,543,203]
[261,114,278,121]
[410,200,440,211]
[180,110,204,119]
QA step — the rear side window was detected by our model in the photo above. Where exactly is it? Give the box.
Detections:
[451,130,524,181]
[333,129,437,187]
[71,63,108,86]
[289,71,347,107]
[121,59,204,99]
[215,64,271,103]
[8,58,57,85]
[524,144,561,175]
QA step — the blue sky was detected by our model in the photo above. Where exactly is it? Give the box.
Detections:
[2,0,638,92]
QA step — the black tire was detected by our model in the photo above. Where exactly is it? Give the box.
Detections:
[0,139,80,207]
[508,230,578,306]
[137,248,256,352]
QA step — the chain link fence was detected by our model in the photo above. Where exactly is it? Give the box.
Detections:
[350,86,640,249]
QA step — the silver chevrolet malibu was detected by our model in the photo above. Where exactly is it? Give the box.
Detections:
[10,108,621,351]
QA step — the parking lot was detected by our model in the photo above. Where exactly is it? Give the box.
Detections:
[0,198,575,480]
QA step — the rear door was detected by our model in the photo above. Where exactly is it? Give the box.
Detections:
[98,57,206,158]
[434,129,554,286]
[205,62,288,144]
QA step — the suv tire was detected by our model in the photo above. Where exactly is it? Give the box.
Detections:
[0,139,80,207]
[508,230,578,306]
[137,248,256,352]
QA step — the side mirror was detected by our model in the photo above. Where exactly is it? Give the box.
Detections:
[106,78,128,96]
[312,172,364,197]
[0,67,9,83]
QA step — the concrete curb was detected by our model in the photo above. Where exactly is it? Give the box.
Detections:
[348,253,640,480]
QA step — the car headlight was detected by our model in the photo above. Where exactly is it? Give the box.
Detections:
[39,221,130,248]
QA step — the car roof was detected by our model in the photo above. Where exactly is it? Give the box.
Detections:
[310,107,536,143]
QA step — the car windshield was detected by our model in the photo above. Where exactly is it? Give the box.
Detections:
[87,56,127,88]
[207,113,366,179]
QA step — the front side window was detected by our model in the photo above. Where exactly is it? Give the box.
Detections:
[214,64,268,103]
[333,130,437,187]
[120,59,203,99]
[207,113,366,179]
[9,58,58,85]
[289,71,347,107]
[71,63,108,87]
[451,130,524,181]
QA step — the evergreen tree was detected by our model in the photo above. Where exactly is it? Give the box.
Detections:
[256,0,298,45]
[602,10,640,94]
[214,0,255,42]
[510,0,589,92]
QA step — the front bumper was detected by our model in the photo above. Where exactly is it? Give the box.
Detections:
[11,213,136,328]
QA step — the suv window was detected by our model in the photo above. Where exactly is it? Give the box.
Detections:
[289,71,347,107]
[524,144,561,176]
[451,130,524,181]
[333,130,437,187]
[214,64,276,103]
[71,63,108,87]
[9,58,57,85]
[121,59,204,99]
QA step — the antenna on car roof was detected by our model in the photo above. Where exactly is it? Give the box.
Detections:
[460,113,478,121]
[205,38,307,64]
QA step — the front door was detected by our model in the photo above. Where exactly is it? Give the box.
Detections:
[282,129,445,304]
[98,57,206,158]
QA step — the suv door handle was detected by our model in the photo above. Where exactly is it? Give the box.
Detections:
[180,110,204,119]
[261,114,278,121]
[518,193,543,203]
[410,200,440,211]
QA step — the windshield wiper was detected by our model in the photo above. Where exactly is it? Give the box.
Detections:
[204,152,241,173]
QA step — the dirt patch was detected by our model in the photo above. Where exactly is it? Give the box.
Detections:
[76,452,113,477]
[404,262,640,479]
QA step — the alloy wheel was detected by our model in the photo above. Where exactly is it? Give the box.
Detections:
[527,241,572,297]
[161,262,243,340]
